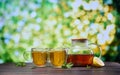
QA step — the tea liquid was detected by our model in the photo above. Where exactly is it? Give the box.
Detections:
[49,50,66,67]
[67,54,94,66]
[32,51,47,67]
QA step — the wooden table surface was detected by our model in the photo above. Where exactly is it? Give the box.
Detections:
[0,62,120,75]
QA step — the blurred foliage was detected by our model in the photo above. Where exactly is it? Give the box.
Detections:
[0,0,119,63]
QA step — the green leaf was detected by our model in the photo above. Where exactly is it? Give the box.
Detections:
[86,65,91,69]
[15,62,26,67]
[62,62,73,69]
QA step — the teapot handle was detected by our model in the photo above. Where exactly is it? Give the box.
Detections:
[88,43,102,58]
[23,51,32,62]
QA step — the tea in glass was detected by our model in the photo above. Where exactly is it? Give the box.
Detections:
[67,38,102,67]
[67,54,94,66]
[49,48,67,68]
[32,48,47,67]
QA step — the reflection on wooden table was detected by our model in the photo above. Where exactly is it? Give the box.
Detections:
[0,62,120,75]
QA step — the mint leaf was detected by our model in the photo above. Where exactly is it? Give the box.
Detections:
[86,65,91,69]
[15,62,26,67]
[62,62,73,69]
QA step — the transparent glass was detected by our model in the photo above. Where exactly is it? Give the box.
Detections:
[24,48,48,67]
[67,38,102,66]
[49,48,67,68]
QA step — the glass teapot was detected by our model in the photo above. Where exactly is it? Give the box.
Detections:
[67,38,102,67]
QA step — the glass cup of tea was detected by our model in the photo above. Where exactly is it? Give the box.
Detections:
[49,48,67,68]
[24,48,48,67]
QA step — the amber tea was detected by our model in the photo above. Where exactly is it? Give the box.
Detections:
[69,38,102,67]
[49,49,66,68]
[32,50,47,67]
[67,54,94,67]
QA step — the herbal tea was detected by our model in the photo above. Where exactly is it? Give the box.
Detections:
[32,51,47,67]
[67,54,94,66]
[49,50,66,68]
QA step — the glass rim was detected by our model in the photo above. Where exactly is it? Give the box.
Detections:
[72,38,88,42]
[31,48,48,51]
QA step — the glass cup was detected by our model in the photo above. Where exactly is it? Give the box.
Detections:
[24,48,48,67]
[49,48,67,68]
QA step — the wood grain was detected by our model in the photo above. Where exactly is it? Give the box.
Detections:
[0,62,120,75]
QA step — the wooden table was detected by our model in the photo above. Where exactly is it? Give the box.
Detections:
[0,62,120,75]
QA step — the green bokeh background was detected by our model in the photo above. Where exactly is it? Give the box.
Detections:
[0,0,120,63]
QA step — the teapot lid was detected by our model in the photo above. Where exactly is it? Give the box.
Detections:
[72,38,88,42]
